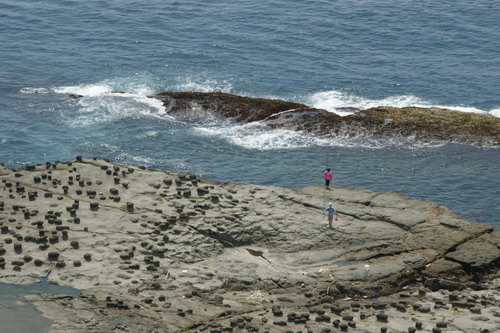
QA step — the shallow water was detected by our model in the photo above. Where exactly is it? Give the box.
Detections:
[0,278,80,333]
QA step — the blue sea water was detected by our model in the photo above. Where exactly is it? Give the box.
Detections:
[0,0,499,232]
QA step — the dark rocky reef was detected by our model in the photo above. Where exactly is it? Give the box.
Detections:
[152,92,500,146]
[154,91,308,123]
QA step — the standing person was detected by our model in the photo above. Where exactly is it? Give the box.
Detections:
[324,168,333,189]
[325,203,339,229]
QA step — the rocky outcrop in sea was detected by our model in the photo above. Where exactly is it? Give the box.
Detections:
[0,158,498,332]
[153,92,500,146]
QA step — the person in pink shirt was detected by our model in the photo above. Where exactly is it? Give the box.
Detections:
[324,168,333,188]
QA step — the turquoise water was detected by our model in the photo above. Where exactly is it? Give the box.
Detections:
[0,0,499,228]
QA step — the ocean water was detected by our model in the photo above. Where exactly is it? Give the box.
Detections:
[0,0,499,233]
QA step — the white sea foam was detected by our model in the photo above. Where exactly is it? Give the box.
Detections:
[194,122,320,150]
[115,152,154,165]
[489,108,500,118]
[306,89,500,118]
[19,87,53,94]
[145,131,158,137]
[171,76,233,93]
[53,84,113,96]
[65,92,169,127]
[193,121,439,150]
[34,79,170,127]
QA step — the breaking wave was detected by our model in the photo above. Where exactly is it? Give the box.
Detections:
[20,78,170,127]
[18,78,497,150]
[194,122,444,150]
[306,89,500,118]
[169,76,234,93]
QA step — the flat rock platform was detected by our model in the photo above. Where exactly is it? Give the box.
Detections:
[0,159,498,332]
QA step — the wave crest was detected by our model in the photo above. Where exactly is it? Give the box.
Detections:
[306,89,499,118]
[194,122,444,150]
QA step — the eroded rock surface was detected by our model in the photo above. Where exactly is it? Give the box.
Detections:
[0,159,498,332]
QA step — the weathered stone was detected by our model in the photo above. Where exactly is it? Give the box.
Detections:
[436,321,447,328]
[0,159,498,333]
[376,312,388,322]
[445,237,500,269]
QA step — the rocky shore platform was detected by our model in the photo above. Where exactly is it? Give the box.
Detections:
[0,158,498,332]
[152,92,500,146]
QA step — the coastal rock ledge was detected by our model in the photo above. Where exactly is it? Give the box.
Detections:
[153,91,500,146]
[1,159,499,332]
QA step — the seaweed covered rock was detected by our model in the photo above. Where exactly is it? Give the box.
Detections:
[153,91,308,123]
[152,92,500,146]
